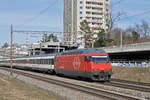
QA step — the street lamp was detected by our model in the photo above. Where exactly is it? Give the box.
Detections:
[92,33,98,48]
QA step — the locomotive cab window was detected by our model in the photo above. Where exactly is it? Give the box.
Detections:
[91,56,109,63]
[85,56,91,62]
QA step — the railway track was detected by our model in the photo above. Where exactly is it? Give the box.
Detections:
[104,79,150,93]
[111,78,150,87]
[0,67,145,100]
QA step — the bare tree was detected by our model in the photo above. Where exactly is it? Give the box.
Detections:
[111,28,122,45]
[135,20,150,38]
[141,20,150,37]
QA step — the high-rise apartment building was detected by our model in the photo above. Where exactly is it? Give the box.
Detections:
[64,0,111,46]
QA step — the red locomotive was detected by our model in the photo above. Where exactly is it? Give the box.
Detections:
[55,48,112,81]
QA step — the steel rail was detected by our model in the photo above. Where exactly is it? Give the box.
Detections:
[111,78,150,87]
[105,81,150,93]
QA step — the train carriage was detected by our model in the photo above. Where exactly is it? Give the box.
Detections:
[0,54,56,73]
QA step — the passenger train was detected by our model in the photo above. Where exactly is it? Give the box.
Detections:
[0,48,112,81]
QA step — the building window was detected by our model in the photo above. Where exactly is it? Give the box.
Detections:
[92,23,95,25]
[86,6,91,9]
[86,1,103,5]
[80,6,83,9]
[86,11,91,14]
[80,17,82,19]
[80,11,82,14]
[86,17,91,19]
[92,12,103,15]
[80,1,83,4]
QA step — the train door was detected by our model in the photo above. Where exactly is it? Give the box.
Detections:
[84,56,91,72]
[26,59,30,64]
[81,55,86,72]
[84,57,88,72]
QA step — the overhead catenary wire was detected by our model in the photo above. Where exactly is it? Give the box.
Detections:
[111,0,126,22]
[112,1,150,23]
[111,0,124,8]
[119,9,150,21]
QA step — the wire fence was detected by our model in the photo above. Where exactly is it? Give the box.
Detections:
[111,60,150,67]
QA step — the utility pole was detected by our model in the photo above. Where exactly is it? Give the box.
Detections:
[26,33,29,46]
[10,24,13,75]
[71,0,74,44]
[120,30,123,51]
[40,42,42,55]
[92,42,94,48]
[43,32,47,42]
[58,42,60,53]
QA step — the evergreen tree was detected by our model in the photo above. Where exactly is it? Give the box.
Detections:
[42,34,59,42]
[48,34,59,42]
[94,29,106,47]
[132,31,139,42]
[2,42,8,48]
[80,20,93,48]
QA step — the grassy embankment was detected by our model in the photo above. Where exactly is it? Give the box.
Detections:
[0,73,65,100]
[112,66,150,83]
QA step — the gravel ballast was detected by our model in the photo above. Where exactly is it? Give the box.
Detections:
[0,68,149,100]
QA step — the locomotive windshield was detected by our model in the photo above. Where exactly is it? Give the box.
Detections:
[91,55,109,63]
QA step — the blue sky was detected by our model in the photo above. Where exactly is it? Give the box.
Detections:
[0,0,150,46]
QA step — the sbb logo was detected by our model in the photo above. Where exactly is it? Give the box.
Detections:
[73,57,80,70]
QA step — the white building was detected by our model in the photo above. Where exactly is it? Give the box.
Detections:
[64,0,111,47]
